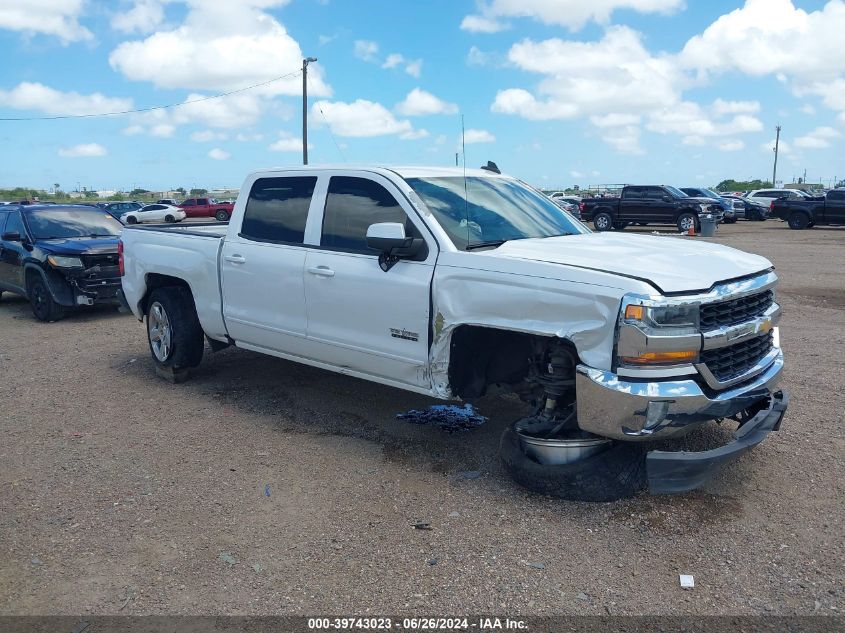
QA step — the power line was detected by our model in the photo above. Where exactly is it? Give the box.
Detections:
[0,70,302,121]
[309,73,347,162]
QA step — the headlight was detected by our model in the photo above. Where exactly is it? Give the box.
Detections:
[618,299,700,367]
[47,255,84,268]
[623,303,699,332]
[699,203,710,213]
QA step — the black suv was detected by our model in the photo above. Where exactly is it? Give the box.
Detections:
[0,205,123,321]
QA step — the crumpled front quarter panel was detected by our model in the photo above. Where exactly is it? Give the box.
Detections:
[430,253,640,398]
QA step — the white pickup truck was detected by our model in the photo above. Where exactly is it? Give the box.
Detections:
[120,166,787,500]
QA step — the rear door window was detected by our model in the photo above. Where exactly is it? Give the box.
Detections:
[622,187,642,199]
[321,176,417,253]
[240,176,317,244]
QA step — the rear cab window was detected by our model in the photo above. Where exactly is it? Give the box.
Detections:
[240,176,317,244]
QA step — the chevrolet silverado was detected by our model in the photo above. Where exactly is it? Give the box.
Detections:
[119,167,787,500]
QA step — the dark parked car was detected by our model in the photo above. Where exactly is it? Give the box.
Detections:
[680,187,736,223]
[0,204,123,321]
[772,188,845,229]
[579,185,724,232]
[720,194,769,221]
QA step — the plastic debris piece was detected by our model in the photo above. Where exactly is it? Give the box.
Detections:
[219,552,237,566]
[525,561,546,570]
[679,574,695,589]
[396,404,487,433]
[264,484,271,497]
[413,522,433,531]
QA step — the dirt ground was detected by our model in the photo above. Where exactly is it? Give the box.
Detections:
[0,221,843,616]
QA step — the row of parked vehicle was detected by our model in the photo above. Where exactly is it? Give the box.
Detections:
[97,197,235,225]
[548,185,844,232]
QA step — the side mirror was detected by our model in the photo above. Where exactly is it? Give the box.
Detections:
[1,231,21,242]
[366,222,424,272]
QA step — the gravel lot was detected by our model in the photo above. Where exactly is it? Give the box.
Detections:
[1,221,843,616]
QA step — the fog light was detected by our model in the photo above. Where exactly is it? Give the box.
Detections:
[645,401,671,430]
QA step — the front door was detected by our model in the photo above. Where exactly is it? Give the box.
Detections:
[642,187,675,223]
[303,174,436,389]
[825,190,845,224]
[618,187,643,222]
[221,175,318,353]
[0,211,28,292]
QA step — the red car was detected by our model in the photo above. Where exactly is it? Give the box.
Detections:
[178,197,235,221]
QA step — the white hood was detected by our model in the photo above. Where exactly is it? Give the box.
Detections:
[483,232,772,294]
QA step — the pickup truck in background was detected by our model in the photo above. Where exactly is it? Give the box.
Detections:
[580,185,725,232]
[178,197,235,221]
[772,188,845,229]
[120,166,787,501]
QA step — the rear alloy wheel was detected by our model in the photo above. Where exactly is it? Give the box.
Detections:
[126,216,138,225]
[164,214,176,223]
[215,210,230,222]
[593,212,613,232]
[787,212,810,230]
[146,287,204,371]
[28,276,65,322]
[677,212,699,233]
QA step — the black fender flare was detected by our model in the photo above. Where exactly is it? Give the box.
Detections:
[23,264,75,306]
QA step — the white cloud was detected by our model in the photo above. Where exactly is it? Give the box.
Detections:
[794,126,840,148]
[126,92,265,136]
[191,130,228,142]
[601,125,644,154]
[111,0,164,34]
[318,34,335,45]
[396,88,458,116]
[464,128,496,144]
[718,140,745,151]
[404,59,423,78]
[0,82,132,116]
[380,53,422,77]
[400,128,430,140]
[268,132,306,151]
[208,147,230,160]
[58,143,107,157]
[0,0,92,43]
[570,170,585,178]
[382,53,404,69]
[109,1,330,98]
[590,113,641,128]
[150,123,175,138]
[761,138,791,155]
[800,104,816,115]
[354,39,379,62]
[460,14,507,33]
[467,46,490,66]
[712,99,760,115]
[235,132,263,141]
[312,99,416,137]
[462,0,683,32]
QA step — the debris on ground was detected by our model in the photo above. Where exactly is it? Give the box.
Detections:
[413,522,433,531]
[452,470,482,481]
[524,561,545,570]
[577,592,590,602]
[679,574,695,589]
[264,484,271,497]
[396,404,487,433]
[218,552,237,566]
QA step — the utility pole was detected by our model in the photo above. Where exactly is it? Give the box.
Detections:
[302,57,318,165]
[455,152,459,166]
[772,124,781,187]
[803,168,807,185]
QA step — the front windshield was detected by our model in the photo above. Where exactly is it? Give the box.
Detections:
[405,177,588,250]
[700,188,721,199]
[24,208,123,239]
[665,186,688,198]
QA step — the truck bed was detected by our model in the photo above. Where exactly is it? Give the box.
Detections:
[120,222,228,339]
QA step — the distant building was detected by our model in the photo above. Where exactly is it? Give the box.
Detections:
[95,190,117,198]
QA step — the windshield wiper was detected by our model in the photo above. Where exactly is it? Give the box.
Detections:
[465,239,508,251]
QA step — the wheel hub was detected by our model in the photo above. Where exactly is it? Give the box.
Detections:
[148,302,172,362]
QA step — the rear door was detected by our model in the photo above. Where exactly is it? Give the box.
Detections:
[221,175,317,352]
[825,190,845,224]
[303,172,436,389]
[618,187,643,222]
[0,210,27,292]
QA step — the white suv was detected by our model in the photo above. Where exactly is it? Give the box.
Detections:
[746,189,811,205]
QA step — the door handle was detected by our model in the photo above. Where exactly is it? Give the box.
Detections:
[307,266,335,278]
[224,254,246,264]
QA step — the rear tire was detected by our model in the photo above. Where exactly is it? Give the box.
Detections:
[126,216,138,225]
[787,212,810,230]
[164,215,175,223]
[499,425,646,502]
[593,212,613,232]
[28,276,65,322]
[677,212,699,233]
[215,210,230,222]
[146,287,204,371]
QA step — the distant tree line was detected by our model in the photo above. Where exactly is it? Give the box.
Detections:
[714,179,773,192]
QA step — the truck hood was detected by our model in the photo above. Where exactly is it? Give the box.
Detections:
[34,236,119,255]
[484,233,772,294]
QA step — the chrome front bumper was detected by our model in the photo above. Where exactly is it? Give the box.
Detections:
[575,348,784,441]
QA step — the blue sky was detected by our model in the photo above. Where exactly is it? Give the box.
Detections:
[1,0,843,192]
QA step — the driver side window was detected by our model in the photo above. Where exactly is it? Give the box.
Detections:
[321,176,421,254]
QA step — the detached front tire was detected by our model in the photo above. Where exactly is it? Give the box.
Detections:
[499,426,646,502]
[146,287,204,371]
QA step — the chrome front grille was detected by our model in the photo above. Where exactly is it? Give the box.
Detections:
[700,331,774,382]
[700,290,774,331]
